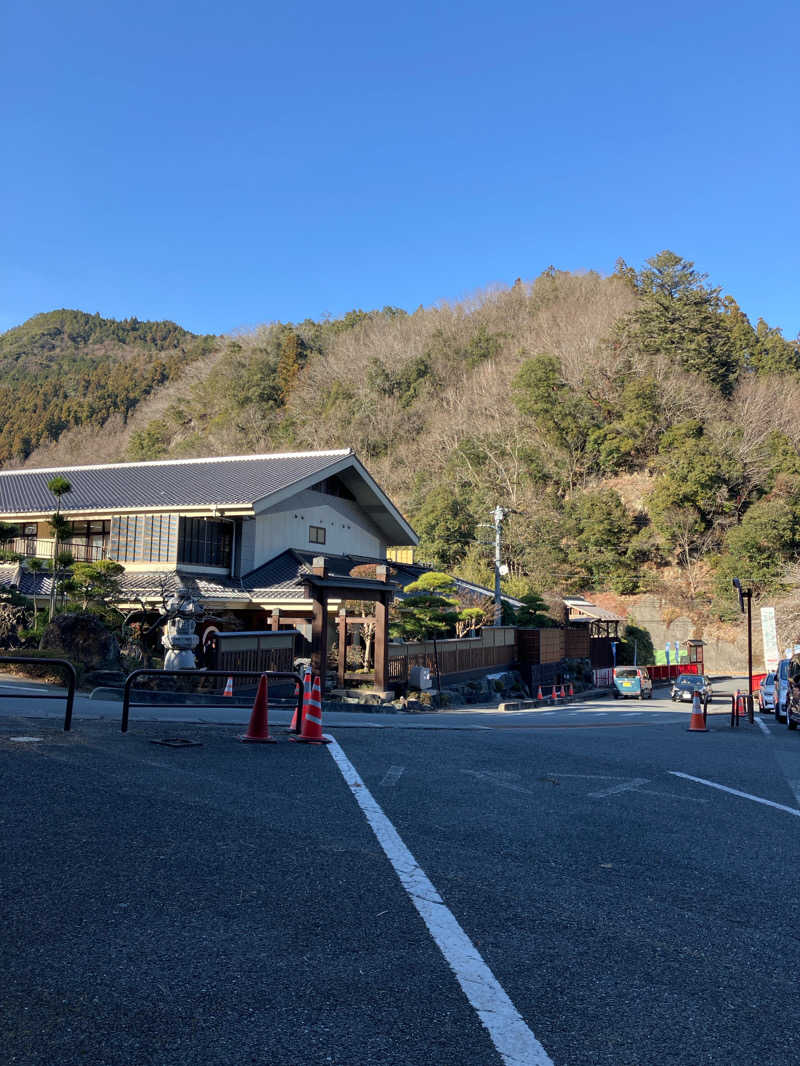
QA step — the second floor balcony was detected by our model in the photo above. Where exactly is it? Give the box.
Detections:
[5,536,108,564]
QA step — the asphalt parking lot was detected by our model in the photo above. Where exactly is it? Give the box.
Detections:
[3,686,800,1065]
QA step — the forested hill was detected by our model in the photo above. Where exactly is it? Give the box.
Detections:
[6,254,800,626]
[0,309,215,463]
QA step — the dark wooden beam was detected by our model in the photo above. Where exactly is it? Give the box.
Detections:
[310,557,328,687]
[374,565,390,692]
[337,609,346,689]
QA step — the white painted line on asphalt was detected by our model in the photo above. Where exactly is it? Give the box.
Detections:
[379,765,405,787]
[588,778,649,798]
[637,788,708,804]
[755,717,772,737]
[461,769,537,796]
[669,771,800,817]
[1,684,57,694]
[327,736,554,1066]
[547,773,622,780]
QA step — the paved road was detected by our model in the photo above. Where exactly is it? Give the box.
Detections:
[0,675,743,731]
[3,682,798,1064]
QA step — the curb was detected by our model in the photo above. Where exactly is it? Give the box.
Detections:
[498,687,611,712]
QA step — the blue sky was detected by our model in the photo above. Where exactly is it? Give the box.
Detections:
[2,1,798,339]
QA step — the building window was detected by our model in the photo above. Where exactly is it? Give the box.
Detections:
[62,520,111,562]
[178,517,232,568]
[309,525,326,545]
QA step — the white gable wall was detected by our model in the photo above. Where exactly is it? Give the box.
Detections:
[239,488,386,572]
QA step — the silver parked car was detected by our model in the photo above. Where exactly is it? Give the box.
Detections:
[758,672,776,712]
[670,673,713,703]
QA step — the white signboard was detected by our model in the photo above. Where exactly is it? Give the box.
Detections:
[761,606,779,672]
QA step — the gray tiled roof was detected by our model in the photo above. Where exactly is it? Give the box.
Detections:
[242,550,522,607]
[0,563,22,589]
[118,570,252,603]
[0,450,352,515]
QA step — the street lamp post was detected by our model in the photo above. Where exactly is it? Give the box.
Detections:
[732,579,753,697]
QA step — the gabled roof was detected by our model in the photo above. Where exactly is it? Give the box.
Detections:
[0,450,418,544]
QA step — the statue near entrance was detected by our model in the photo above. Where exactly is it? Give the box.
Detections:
[160,586,202,670]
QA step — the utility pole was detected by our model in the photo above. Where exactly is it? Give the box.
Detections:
[492,505,506,627]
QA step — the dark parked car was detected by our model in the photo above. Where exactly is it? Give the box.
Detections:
[758,672,776,712]
[670,673,713,703]
[785,656,800,731]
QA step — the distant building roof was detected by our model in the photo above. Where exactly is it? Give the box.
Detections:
[563,597,626,624]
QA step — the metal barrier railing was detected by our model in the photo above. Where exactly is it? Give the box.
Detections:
[730,691,755,728]
[0,656,77,731]
[121,669,304,734]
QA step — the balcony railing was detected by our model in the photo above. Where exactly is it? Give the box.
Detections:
[5,537,108,564]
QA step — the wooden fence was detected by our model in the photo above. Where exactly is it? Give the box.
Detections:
[517,627,590,664]
[388,627,518,682]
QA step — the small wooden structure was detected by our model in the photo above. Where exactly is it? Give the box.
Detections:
[563,597,624,638]
[207,630,299,674]
[301,557,398,694]
[685,638,705,672]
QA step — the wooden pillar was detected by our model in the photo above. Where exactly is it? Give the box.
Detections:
[310,557,328,689]
[374,565,390,692]
[270,609,280,631]
[337,609,347,689]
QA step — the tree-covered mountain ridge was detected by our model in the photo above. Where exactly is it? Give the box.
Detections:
[0,309,215,463]
[5,253,800,632]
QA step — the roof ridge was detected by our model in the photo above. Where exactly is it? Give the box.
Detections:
[0,449,353,477]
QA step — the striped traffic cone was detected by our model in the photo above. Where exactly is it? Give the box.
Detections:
[568,682,574,697]
[687,691,708,732]
[536,685,544,701]
[222,676,234,698]
[239,675,277,743]
[551,684,559,701]
[559,684,566,699]
[289,675,331,745]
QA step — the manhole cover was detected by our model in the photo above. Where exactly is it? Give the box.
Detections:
[149,738,203,748]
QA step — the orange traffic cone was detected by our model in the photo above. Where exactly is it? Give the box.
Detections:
[240,675,277,743]
[536,685,544,700]
[289,675,331,745]
[223,676,234,697]
[568,682,574,697]
[289,670,311,732]
[559,684,566,699]
[551,684,558,701]
[736,690,748,717]
[687,690,708,732]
